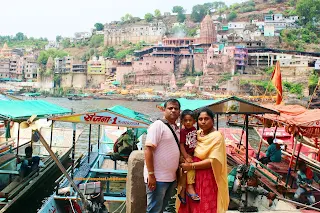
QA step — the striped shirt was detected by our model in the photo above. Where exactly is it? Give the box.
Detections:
[144,120,180,183]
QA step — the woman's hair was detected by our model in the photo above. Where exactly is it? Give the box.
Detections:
[180,109,195,121]
[197,107,214,120]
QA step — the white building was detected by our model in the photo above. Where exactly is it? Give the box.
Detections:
[228,22,248,29]
[45,41,60,50]
[315,59,320,70]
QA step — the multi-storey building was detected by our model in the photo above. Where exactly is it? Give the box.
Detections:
[234,46,248,73]
[0,58,10,78]
[87,56,106,74]
[0,43,12,58]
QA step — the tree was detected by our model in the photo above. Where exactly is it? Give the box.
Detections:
[103,47,116,58]
[61,39,71,48]
[191,4,207,22]
[227,11,237,21]
[94,23,104,31]
[154,9,161,18]
[172,6,185,14]
[56,35,62,42]
[213,1,226,15]
[177,13,186,23]
[89,35,104,48]
[37,49,68,65]
[203,2,214,11]
[296,0,320,25]
[121,13,133,22]
[15,32,25,41]
[144,13,154,22]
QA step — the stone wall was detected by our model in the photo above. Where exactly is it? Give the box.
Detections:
[60,73,87,88]
[87,74,105,89]
[193,53,206,72]
[126,151,146,213]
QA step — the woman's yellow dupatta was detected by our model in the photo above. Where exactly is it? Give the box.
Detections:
[194,130,229,213]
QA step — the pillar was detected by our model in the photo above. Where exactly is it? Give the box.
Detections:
[126,151,146,213]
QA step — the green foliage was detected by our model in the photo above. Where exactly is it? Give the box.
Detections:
[0,33,47,49]
[281,28,320,50]
[89,35,104,48]
[268,10,274,14]
[61,39,71,48]
[289,0,297,6]
[177,13,186,23]
[308,71,319,88]
[241,80,275,91]
[217,16,223,22]
[144,13,154,22]
[102,47,116,58]
[121,13,133,23]
[56,35,62,42]
[115,49,133,59]
[37,49,68,65]
[172,6,185,14]
[191,4,208,22]
[187,28,198,37]
[94,23,104,31]
[154,9,161,18]
[218,73,233,83]
[15,32,25,41]
[230,3,241,10]
[283,81,303,95]
[227,11,237,21]
[296,0,320,25]
[264,66,274,75]
[239,6,255,13]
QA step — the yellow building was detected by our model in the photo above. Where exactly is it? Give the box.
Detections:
[87,56,106,74]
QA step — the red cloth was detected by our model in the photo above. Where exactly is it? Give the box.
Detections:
[180,127,197,155]
[306,167,314,180]
[271,61,283,105]
[178,157,218,213]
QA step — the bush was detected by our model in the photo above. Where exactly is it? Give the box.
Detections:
[284,81,303,95]
[227,11,237,21]
[239,6,256,13]
[89,35,104,48]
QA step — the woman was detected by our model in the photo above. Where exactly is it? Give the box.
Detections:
[177,108,229,213]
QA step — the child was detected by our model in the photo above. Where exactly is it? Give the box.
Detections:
[178,109,200,204]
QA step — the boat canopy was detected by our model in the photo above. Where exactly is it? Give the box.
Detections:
[158,96,279,115]
[0,100,71,121]
[50,105,150,129]
[256,104,320,138]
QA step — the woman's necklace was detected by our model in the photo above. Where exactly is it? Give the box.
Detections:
[200,128,215,137]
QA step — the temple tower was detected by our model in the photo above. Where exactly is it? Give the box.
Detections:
[198,15,216,44]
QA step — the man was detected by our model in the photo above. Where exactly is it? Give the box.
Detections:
[259,137,281,164]
[228,165,276,209]
[144,99,181,213]
[17,146,40,178]
[294,161,320,205]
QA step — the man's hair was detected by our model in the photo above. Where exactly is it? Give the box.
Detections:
[267,137,274,145]
[25,146,32,153]
[298,161,306,169]
[164,99,181,109]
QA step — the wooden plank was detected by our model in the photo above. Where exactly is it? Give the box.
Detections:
[90,168,127,175]
[103,196,126,202]
[0,154,15,165]
[0,170,19,175]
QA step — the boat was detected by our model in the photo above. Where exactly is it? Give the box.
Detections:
[38,105,151,213]
[0,100,77,212]
[68,96,83,101]
[226,114,263,128]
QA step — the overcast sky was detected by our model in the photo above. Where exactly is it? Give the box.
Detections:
[0,0,240,40]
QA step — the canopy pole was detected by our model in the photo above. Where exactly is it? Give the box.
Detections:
[291,139,303,187]
[49,121,54,148]
[88,124,92,163]
[98,125,101,153]
[33,129,88,212]
[286,134,298,187]
[256,126,266,159]
[245,114,249,209]
[216,114,219,130]
[238,118,246,147]
[71,123,76,180]
[16,122,20,157]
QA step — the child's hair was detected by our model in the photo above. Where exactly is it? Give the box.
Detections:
[180,109,195,121]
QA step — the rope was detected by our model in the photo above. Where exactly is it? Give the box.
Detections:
[69,198,76,213]
[307,78,320,109]
[298,200,320,210]
[112,201,125,213]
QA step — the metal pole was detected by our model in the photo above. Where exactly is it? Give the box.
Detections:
[49,121,54,148]
[276,196,320,211]
[256,126,266,159]
[88,124,91,163]
[97,125,100,153]
[216,114,219,130]
[33,130,88,212]
[245,114,249,208]
[71,123,76,180]
[286,135,298,187]
[16,123,20,156]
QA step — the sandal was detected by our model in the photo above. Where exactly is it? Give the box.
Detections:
[186,192,200,201]
[178,194,187,204]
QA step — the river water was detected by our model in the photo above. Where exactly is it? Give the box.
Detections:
[16,97,261,212]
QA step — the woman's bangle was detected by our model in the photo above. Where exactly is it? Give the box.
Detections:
[191,163,196,170]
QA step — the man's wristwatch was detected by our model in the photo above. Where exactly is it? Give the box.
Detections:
[148,171,154,175]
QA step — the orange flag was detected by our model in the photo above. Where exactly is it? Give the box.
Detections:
[271,61,282,105]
